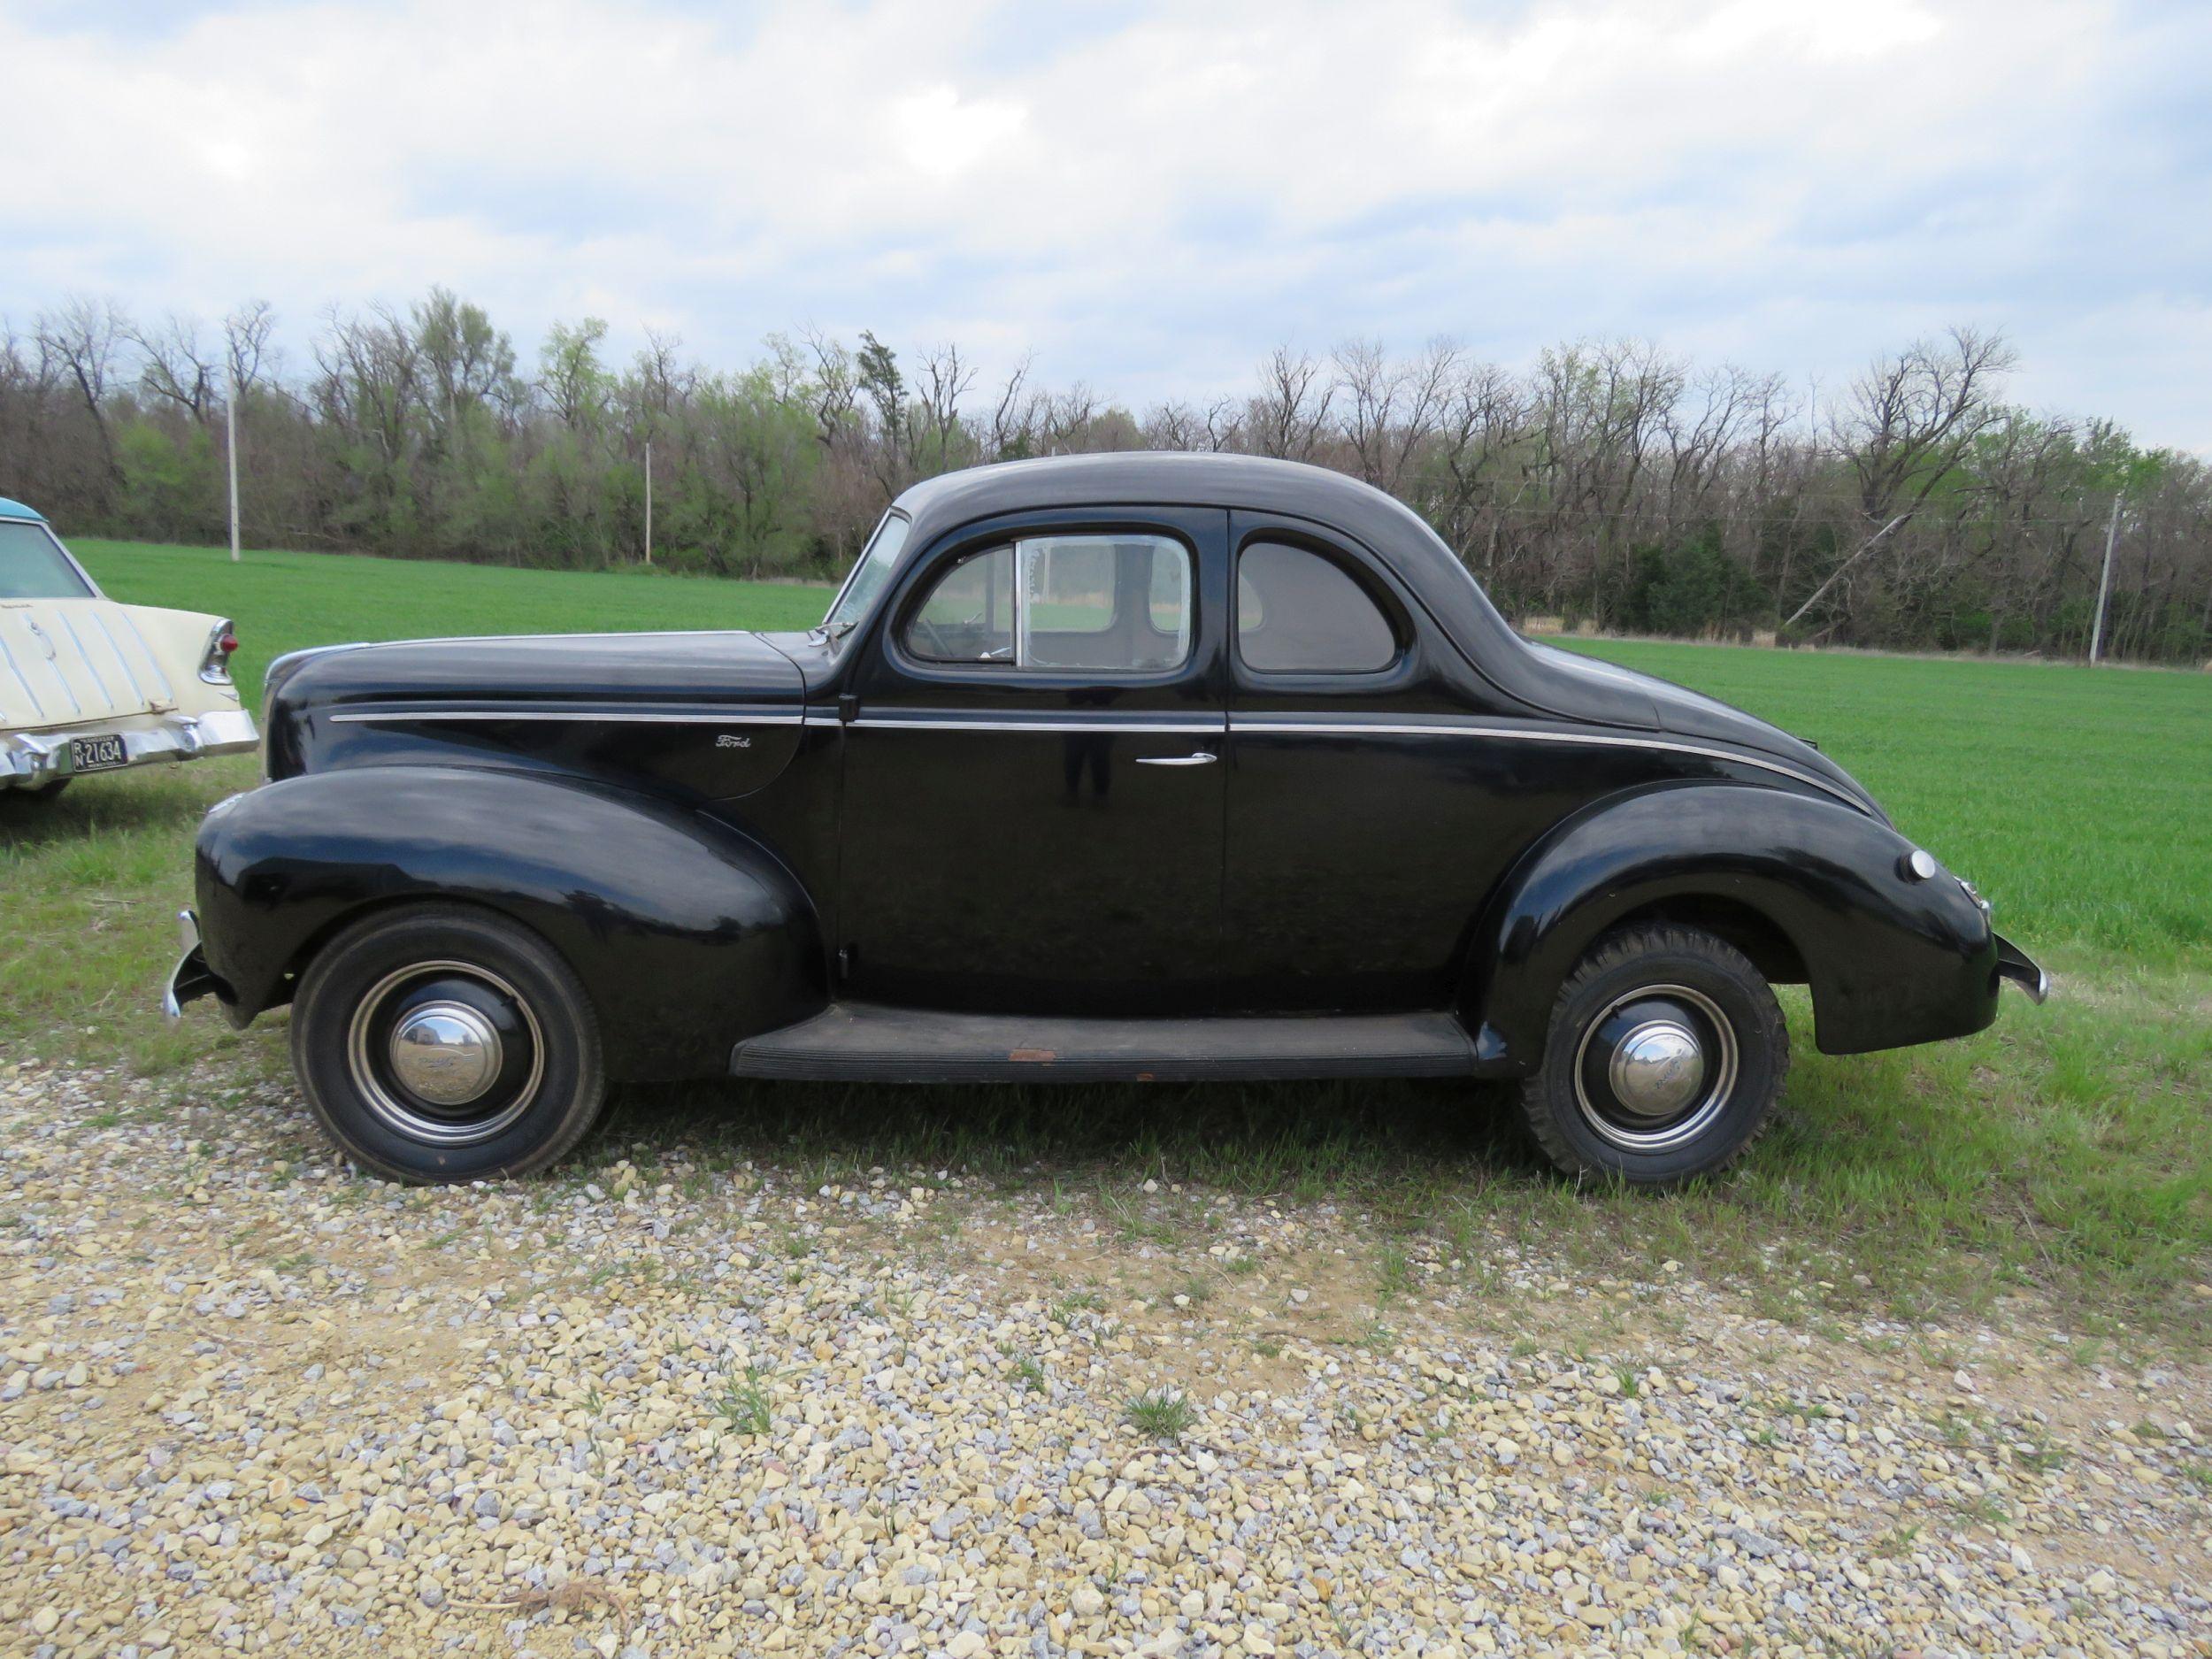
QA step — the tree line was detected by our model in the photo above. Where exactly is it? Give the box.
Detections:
[4,291,2208,663]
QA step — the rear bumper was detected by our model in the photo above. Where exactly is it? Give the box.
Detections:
[2,708,258,789]
[1993,932,2049,1005]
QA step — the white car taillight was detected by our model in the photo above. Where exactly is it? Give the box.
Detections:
[199,619,239,686]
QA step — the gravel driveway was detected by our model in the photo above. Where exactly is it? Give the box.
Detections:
[3,1056,2208,1658]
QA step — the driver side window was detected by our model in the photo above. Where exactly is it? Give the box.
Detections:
[907,546,1015,663]
[902,535,1192,672]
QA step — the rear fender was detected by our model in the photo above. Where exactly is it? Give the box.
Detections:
[193,765,826,1080]
[1462,782,2001,1064]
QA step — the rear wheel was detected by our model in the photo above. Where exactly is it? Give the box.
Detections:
[290,904,604,1184]
[1518,924,1787,1187]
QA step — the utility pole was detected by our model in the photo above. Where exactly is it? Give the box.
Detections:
[224,346,242,563]
[2089,491,2122,664]
[643,439,653,566]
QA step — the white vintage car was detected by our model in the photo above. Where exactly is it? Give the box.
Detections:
[1,497,257,797]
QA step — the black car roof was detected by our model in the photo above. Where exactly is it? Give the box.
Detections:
[893,452,1453,578]
[885,452,1783,748]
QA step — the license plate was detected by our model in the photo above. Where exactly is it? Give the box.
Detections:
[68,733,128,772]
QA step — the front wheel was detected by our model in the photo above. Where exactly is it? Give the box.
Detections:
[1518,924,1788,1187]
[290,903,605,1184]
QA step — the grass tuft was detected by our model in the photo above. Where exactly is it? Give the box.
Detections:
[1124,1388,1194,1440]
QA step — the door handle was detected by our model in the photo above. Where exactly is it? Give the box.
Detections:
[1135,751,1218,767]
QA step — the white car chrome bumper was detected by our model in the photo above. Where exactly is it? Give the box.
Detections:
[1,708,258,790]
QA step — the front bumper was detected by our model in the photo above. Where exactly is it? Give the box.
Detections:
[2,708,258,790]
[1993,932,2049,1005]
[163,908,230,1020]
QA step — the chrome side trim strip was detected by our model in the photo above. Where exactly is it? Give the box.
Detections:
[849,716,1226,734]
[1228,716,1860,805]
[0,627,45,719]
[91,611,150,708]
[21,618,82,716]
[329,708,806,726]
[58,613,115,707]
[116,611,176,703]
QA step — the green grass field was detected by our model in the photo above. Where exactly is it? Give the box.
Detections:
[6,540,2208,1345]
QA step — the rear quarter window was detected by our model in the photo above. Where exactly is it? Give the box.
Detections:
[0,520,95,600]
[1236,541,1395,672]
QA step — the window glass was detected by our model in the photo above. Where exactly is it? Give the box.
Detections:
[822,511,912,634]
[1025,540,1116,633]
[905,534,1191,672]
[1019,535,1188,671]
[906,545,1014,663]
[0,520,95,600]
[1236,541,1396,672]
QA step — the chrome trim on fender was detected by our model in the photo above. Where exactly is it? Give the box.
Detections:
[330,707,806,726]
[1228,714,1867,809]
[849,715,1225,734]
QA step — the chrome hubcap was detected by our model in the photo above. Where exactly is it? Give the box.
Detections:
[1606,1019,1705,1118]
[388,1001,503,1106]
[1572,984,1738,1153]
[345,960,543,1147]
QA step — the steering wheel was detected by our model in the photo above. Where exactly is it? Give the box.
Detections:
[910,615,958,659]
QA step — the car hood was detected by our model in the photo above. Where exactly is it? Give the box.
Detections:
[1525,641,1879,815]
[268,628,807,715]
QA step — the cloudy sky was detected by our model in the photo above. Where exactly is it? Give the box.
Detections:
[4,0,2208,446]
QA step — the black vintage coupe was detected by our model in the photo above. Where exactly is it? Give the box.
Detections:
[168,454,2045,1185]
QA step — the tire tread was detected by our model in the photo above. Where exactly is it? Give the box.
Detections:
[1517,923,1788,1186]
[291,902,605,1184]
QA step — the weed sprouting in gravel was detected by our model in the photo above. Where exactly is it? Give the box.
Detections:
[715,1365,774,1435]
[1124,1388,1193,1440]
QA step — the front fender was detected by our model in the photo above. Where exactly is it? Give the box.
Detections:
[193,765,826,1080]
[1463,782,2001,1064]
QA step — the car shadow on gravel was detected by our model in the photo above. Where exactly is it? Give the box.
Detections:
[593,1072,1555,1197]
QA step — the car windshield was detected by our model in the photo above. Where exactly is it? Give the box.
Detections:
[0,519,94,599]
[821,511,912,635]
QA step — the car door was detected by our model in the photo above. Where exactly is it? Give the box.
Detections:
[837,506,1230,1016]
[1220,510,1496,1013]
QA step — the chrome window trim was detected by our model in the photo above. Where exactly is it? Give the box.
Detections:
[0,519,100,600]
[822,508,915,635]
[42,524,102,599]
[902,533,1195,676]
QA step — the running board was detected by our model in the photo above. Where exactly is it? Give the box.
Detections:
[730,1003,1480,1083]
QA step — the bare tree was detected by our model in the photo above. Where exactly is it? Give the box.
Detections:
[1248,346,1333,460]
[36,296,127,480]
[128,312,220,423]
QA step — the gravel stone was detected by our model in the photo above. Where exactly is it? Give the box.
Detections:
[0,1056,2206,1657]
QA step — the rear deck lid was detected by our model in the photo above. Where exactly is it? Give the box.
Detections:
[0,599,179,730]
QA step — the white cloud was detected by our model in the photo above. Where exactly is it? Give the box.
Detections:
[1,0,2205,446]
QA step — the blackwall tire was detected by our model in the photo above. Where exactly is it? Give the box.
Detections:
[290,903,605,1184]
[1517,924,1788,1187]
